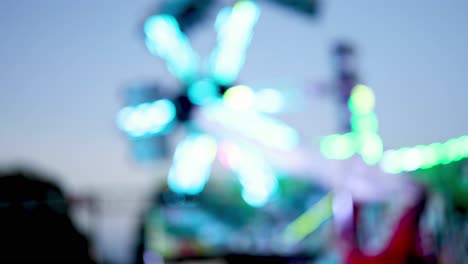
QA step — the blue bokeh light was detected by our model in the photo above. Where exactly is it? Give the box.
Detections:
[210,1,260,86]
[116,99,176,138]
[187,78,219,106]
[144,15,199,83]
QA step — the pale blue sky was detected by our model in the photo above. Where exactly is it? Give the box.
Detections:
[1,0,467,189]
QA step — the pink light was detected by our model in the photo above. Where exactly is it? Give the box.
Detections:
[217,141,241,169]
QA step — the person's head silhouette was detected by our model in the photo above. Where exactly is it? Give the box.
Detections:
[0,168,95,263]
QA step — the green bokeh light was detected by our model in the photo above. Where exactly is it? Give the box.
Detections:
[348,84,375,115]
[401,147,424,171]
[321,133,356,160]
[283,194,333,243]
[381,150,403,174]
[320,75,468,172]
[382,137,467,174]
[351,113,379,133]
[420,145,438,169]
[359,133,383,165]
[445,138,465,163]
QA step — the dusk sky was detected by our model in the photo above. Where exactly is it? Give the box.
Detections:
[1,0,467,191]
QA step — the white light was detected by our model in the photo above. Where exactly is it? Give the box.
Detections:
[401,148,424,171]
[241,189,271,208]
[223,85,256,110]
[215,7,232,31]
[204,104,299,150]
[235,146,278,207]
[380,150,400,174]
[168,134,217,195]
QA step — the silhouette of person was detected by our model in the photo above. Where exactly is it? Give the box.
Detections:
[0,168,96,263]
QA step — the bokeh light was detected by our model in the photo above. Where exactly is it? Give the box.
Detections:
[223,85,256,110]
[144,15,199,83]
[117,99,176,138]
[210,0,260,86]
[188,78,219,106]
[168,133,217,195]
[348,84,375,115]
[320,133,355,160]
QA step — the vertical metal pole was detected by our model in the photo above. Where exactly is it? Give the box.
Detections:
[332,42,358,134]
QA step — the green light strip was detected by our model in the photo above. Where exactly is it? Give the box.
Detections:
[282,193,333,243]
[381,136,468,174]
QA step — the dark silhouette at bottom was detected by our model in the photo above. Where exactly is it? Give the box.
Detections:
[0,168,95,263]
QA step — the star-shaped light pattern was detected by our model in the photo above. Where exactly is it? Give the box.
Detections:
[117,0,468,241]
[117,0,296,207]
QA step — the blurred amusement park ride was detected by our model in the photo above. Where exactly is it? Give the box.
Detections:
[115,0,468,262]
